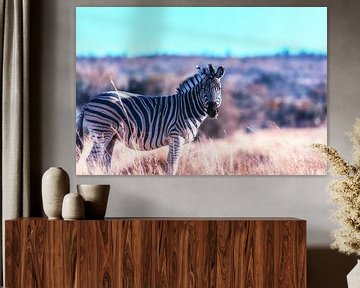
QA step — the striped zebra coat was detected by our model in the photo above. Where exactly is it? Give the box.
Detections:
[76,64,225,175]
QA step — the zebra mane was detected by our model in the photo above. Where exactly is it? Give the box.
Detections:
[176,72,205,95]
[176,64,222,95]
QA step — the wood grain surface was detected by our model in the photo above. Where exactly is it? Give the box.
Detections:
[5,218,306,288]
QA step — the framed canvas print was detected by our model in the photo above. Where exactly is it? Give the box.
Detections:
[76,7,327,176]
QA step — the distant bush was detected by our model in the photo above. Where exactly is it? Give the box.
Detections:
[76,55,327,139]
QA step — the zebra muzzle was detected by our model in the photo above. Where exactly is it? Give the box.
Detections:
[207,102,219,118]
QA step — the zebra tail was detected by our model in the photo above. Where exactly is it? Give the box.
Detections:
[76,109,85,159]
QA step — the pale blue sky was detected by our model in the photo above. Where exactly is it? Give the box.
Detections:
[76,7,327,57]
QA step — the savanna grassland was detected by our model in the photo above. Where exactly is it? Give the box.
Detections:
[76,54,327,175]
[76,126,327,175]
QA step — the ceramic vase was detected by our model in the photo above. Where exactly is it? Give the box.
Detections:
[77,184,110,219]
[42,167,70,219]
[347,259,360,288]
[62,192,85,220]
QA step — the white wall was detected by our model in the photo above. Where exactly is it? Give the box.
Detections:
[30,0,360,247]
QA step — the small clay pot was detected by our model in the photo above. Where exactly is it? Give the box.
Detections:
[77,184,110,219]
[62,192,85,220]
[42,167,70,219]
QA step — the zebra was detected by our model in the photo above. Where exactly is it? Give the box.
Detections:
[76,64,225,175]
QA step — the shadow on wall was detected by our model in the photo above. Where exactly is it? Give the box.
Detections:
[29,0,47,216]
[308,248,357,288]
[107,191,184,217]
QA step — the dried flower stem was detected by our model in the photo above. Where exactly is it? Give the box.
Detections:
[313,118,360,256]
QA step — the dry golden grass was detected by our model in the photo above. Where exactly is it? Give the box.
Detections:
[76,126,327,176]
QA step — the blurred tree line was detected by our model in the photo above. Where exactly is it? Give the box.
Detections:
[77,55,327,139]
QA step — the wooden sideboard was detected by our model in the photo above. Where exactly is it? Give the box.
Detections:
[5,218,306,287]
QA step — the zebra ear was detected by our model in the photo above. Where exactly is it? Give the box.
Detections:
[208,64,215,75]
[215,66,225,79]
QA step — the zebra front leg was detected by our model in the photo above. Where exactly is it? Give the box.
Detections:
[166,136,185,175]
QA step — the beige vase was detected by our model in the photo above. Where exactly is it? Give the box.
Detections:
[62,192,85,220]
[77,184,110,219]
[42,167,70,219]
[347,260,360,288]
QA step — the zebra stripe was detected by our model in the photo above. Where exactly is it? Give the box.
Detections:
[76,64,225,175]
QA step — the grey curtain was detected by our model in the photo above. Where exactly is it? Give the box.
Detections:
[0,0,30,284]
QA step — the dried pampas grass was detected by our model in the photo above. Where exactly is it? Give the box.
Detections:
[313,118,360,256]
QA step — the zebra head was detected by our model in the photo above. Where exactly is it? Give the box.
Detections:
[198,64,225,118]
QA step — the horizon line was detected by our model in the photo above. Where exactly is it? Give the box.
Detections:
[76,50,328,59]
